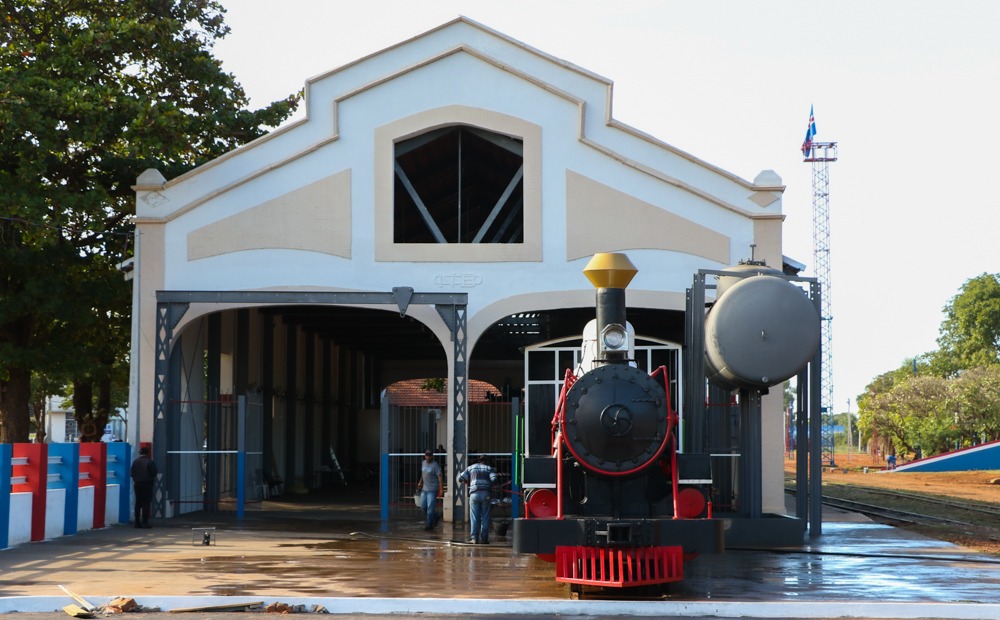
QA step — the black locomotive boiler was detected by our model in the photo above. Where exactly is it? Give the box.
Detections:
[512,252,821,592]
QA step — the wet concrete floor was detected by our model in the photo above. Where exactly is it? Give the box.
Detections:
[2,488,1000,616]
[0,490,566,601]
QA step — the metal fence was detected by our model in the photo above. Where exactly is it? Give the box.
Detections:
[168,393,264,516]
[385,400,518,521]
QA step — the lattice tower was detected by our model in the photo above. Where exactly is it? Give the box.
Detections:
[806,142,838,466]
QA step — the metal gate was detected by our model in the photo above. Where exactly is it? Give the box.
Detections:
[382,394,521,521]
[168,391,264,517]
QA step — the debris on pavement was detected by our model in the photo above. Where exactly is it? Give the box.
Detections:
[61,604,94,618]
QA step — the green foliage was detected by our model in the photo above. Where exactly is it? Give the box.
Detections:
[421,378,447,393]
[858,363,1000,458]
[932,273,1000,375]
[855,274,1000,458]
[950,366,1000,445]
[0,0,299,441]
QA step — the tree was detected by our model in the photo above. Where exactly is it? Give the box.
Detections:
[857,361,1000,458]
[856,275,1000,459]
[949,365,1000,446]
[933,273,1000,375]
[0,0,298,442]
[856,355,931,454]
[859,373,951,457]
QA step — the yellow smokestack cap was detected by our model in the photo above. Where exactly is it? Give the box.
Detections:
[583,253,638,289]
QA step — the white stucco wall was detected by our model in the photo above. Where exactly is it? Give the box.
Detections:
[7,493,32,547]
[78,485,95,531]
[105,484,121,525]
[45,488,65,540]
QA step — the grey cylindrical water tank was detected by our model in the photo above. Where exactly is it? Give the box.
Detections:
[714,262,783,298]
[704,274,820,391]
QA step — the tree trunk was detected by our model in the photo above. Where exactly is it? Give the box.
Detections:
[31,388,47,444]
[97,375,112,439]
[0,366,32,443]
[74,380,99,442]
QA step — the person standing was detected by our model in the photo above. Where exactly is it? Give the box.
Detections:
[416,449,443,530]
[131,445,157,528]
[457,454,498,544]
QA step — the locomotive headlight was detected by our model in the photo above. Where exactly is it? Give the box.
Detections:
[601,323,628,351]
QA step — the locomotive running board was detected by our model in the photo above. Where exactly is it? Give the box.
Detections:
[554,545,684,587]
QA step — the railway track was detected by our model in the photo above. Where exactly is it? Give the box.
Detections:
[786,483,1000,549]
[816,494,990,528]
[845,486,1000,519]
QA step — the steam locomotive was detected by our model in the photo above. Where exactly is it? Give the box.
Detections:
[512,252,820,594]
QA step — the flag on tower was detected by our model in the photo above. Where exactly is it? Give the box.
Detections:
[801,105,817,157]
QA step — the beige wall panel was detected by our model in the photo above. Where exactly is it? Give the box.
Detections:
[566,171,730,263]
[752,216,784,269]
[187,170,351,260]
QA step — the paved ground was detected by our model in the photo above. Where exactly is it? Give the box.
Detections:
[2,490,999,618]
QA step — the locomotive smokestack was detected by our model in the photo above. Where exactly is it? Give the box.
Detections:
[583,253,637,364]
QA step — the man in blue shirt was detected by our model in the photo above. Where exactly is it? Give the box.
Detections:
[416,449,443,530]
[457,454,498,544]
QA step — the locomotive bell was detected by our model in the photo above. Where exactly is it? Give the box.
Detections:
[583,253,637,364]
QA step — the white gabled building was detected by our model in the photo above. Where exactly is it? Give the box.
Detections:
[129,17,793,526]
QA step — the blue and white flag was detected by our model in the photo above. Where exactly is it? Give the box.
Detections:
[801,105,817,157]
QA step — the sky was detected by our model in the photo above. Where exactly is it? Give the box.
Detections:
[211,0,1000,415]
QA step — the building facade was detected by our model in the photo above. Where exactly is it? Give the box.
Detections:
[128,18,791,521]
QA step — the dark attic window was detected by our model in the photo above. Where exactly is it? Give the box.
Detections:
[394,126,524,244]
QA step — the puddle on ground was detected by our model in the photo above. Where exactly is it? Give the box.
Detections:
[169,516,569,599]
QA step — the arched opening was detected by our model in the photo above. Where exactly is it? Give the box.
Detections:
[153,297,457,521]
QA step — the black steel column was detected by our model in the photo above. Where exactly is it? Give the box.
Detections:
[284,323,297,488]
[683,275,707,453]
[321,339,332,468]
[236,309,249,395]
[166,336,183,517]
[261,312,274,484]
[437,302,468,522]
[347,351,359,467]
[808,281,824,537]
[739,389,763,518]
[153,299,188,518]
[304,334,315,487]
[206,313,222,512]
[337,347,349,464]
[795,366,809,520]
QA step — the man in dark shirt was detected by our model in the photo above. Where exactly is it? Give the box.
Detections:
[130,446,157,528]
